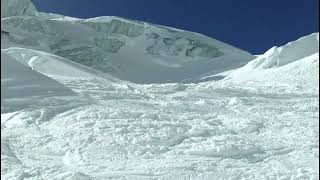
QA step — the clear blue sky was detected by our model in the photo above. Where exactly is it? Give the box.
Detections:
[33,0,319,54]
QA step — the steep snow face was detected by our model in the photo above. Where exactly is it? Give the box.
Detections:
[2,12,254,83]
[246,33,319,69]
[223,33,319,93]
[1,53,76,113]
[1,0,37,18]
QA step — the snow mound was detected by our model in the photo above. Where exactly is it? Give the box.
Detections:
[1,0,37,18]
[223,33,319,93]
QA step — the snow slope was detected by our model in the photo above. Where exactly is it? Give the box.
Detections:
[1,52,76,113]
[1,0,319,179]
[222,33,319,94]
[1,47,120,82]
[1,9,254,83]
[1,61,318,179]
[1,45,125,114]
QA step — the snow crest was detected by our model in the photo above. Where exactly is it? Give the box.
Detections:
[223,33,319,93]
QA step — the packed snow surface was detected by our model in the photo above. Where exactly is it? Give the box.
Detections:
[1,0,319,179]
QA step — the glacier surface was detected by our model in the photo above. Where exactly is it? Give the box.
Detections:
[1,1,254,83]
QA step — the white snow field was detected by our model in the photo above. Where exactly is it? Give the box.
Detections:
[1,0,319,179]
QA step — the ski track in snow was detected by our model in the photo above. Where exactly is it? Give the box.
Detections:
[1,76,319,180]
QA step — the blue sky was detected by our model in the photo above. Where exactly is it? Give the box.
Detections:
[33,0,319,54]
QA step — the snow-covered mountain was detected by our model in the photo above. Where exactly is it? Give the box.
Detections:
[1,0,319,180]
[1,0,254,83]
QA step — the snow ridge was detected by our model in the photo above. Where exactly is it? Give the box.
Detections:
[222,33,319,93]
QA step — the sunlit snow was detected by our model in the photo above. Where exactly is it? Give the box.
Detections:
[1,0,319,179]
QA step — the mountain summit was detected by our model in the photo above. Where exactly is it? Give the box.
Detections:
[1,0,255,83]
